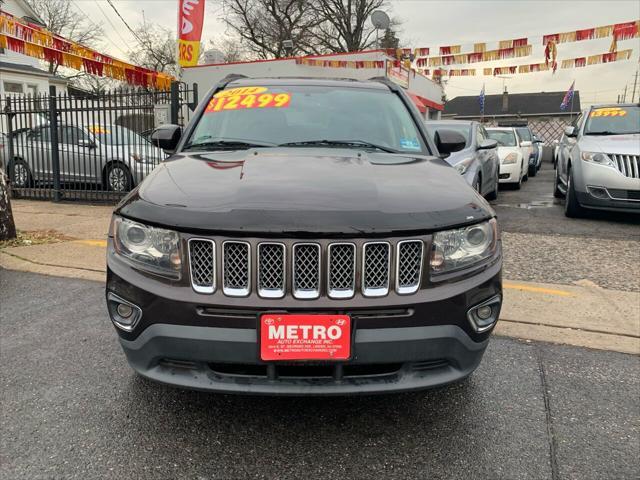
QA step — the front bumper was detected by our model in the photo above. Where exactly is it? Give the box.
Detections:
[499,162,521,183]
[106,243,502,395]
[574,161,640,213]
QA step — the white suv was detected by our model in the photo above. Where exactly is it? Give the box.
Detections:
[554,104,640,217]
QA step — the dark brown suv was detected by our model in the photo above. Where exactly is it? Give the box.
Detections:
[105,76,502,395]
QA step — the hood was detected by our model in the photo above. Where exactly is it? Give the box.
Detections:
[578,133,640,155]
[116,148,493,236]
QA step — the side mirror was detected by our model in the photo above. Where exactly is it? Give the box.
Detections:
[78,139,96,149]
[434,129,467,155]
[520,140,532,147]
[564,126,577,137]
[478,139,498,150]
[151,124,182,151]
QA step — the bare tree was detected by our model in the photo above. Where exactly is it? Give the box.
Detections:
[27,0,104,74]
[222,0,323,59]
[127,23,181,77]
[311,0,390,53]
[207,37,250,63]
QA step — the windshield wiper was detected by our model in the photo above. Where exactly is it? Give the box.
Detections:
[279,139,400,153]
[183,139,276,151]
[585,131,636,136]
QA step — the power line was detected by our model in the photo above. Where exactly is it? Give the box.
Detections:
[104,0,144,45]
[92,0,132,47]
[70,0,127,56]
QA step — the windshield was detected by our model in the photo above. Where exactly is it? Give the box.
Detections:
[584,106,640,135]
[486,129,517,146]
[424,124,471,148]
[515,127,532,142]
[186,85,427,154]
[90,125,147,146]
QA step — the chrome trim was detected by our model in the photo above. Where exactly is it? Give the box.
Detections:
[362,241,391,298]
[107,292,143,332]
[188,238,216,294]
[292,242,321,300]
[395,240,424,295]
[467,294,502,333]
[327,242,356,299]
[257,242,286,299]
[222,240,251,297]
[587,185,640,203]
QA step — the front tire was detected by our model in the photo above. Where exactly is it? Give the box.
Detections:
[564,169,586,218]
[486,170,499,200]
[104,163,133,192]
[553,167,564,198]
[9,158,32,188]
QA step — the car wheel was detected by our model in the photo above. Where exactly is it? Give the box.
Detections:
[10,159,32,188]
[553,166,564,198]
[528,163,537,177]
[105,163,133,192]
[564,169,586,218]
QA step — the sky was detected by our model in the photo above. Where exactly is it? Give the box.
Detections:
[72,0,640,106]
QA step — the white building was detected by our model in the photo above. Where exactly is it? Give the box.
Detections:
[0,0,69,97]
[182,50,444,119]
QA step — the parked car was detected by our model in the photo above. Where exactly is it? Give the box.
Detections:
[8,124,165,192]
[531,133,544,174]
[486,127,527,189]
[424,120,500,199]
[554,103,640,217]
[106,77,503,395]
[497,121,534,180]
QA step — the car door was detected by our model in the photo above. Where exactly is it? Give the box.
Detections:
[481,125,499,189]
[58,126,98,183]
[474,125,491,194]
[25,125,54,183]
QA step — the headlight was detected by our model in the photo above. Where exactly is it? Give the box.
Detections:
[454,158,473,175]
[430,219,498,275]
[502,152,518,164]
[113,216,182,278]
[581,151,614,168]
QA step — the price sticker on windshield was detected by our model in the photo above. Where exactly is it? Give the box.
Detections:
[590,107,628,118]
[206,87,291,114]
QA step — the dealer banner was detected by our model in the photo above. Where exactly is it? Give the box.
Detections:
[178,0,205,67]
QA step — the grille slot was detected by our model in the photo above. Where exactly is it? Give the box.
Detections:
[611,154,640,179]
[292,243,321,299]
[188,239,215,294]
[257,243,285,298]
[222,241,250,297]
[396,240,424,295]
[362,242,390,297]
[328,243,356,299]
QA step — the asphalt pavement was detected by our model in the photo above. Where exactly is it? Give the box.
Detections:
[1,269,638,480]
[490,162,640,292]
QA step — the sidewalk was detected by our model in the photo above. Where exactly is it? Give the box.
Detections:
[2,199,639,355]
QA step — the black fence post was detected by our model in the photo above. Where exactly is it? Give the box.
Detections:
[48,86,62,202]
[4,97,16,181]
[170,82,180,125]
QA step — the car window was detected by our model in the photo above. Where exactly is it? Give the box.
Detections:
[425,124,471,148]
[59,126,90,145]
[486,129,517,146]
[515,127,532,142]
[90,125,146,146]
[188,85,428,154]
[584,105,640,135]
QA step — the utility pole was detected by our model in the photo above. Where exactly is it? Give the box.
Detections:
[632,70,638,103]
[622,85,628,103]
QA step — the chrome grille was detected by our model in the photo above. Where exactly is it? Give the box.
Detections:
[396,240,424,295]
[292,243,321,299]
[188,238,426,298]
[188,239,215,294]
[257,243,285,298]
[362,242,390,297]
[328,243,356,299]
[611,154,640,179]
[222,241,250,297]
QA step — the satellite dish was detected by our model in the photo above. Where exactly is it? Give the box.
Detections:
[371,10,390,30]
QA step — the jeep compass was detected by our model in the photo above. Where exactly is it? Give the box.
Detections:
[105,77,503,395]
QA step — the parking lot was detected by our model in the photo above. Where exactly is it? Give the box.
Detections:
[1,159,638,479]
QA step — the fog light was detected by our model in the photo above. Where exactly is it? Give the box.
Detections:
[476,305,493,320]
[116,303,134,318]
[468,295,501,333]
[587,186,609,199]
[107,292,142,332]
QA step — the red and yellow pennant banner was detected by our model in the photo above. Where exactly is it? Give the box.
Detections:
[0,10,173,90]
[427,45,532,66]
[543,20,639,44]
[296,57,385,69]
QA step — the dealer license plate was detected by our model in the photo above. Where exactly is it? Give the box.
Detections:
[260,313,351,361]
